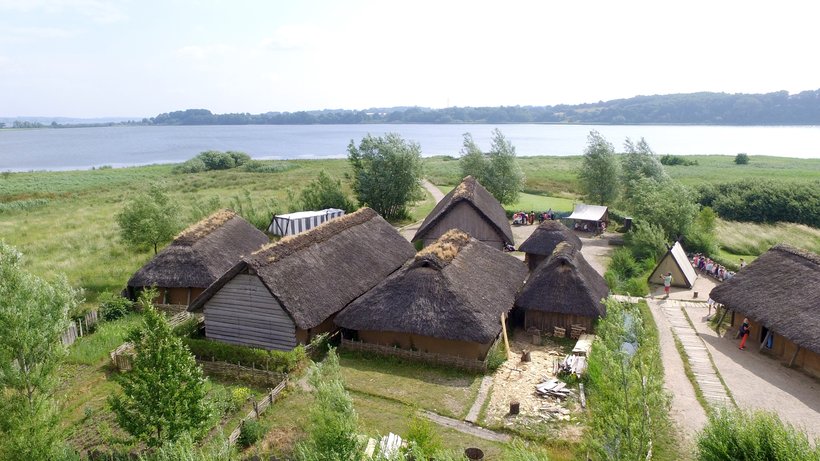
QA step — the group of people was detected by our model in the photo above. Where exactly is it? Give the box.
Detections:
[512,209,557,226]
[691,253,743,282]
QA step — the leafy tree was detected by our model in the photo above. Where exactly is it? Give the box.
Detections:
[734,153,750,165]
[459,132,487,180]
[621,137,667,199]
[579,131,621,205]
[347,133,423,221]
[0,242,79,460]
[116,185,181,254]
[685,207,719,255]
[109,289,211,447]
[627,178,698,240]
[294,348,363,461]
[458,130,523,205]
[299,171,355,212]
[624,221,667,262]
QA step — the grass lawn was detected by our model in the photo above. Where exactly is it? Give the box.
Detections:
[339,351,482,419]
[66,313,143,365]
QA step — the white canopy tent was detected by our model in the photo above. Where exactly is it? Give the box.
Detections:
[567,204,609,222]
[268,208,345,236]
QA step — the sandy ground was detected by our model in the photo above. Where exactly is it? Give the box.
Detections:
[684,304,820,440]
[484,332,583,441]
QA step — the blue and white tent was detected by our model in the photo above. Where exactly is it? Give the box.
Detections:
[268,208,345,236]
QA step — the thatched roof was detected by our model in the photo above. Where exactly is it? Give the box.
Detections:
[518,221,582,255]
[515,242,610,317]
[127,210,269,289]
[709,244,820,354]
[335,230,528,343]
[189,207,415,330]
[412,176,513,244]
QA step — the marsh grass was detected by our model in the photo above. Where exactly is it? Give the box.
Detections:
[716,219,820,255]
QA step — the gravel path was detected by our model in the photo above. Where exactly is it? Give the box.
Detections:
[420,410,511,442]
[465,375,493,424]
[421,179,445,203]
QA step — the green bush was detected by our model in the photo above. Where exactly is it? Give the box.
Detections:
[610,248,640,279]
[237,419,265,448]
[182,338,305,373]
[405,414,443,459]
[172,150,252,174]
[242,160,298,173]
[696,408,820,461]
[485,341,507,371]
[98,292,133,321]
[623,276,649,297]
[226,151,251,167]
[172,317,202,338]
[299,171,355,213]
[173,158,207,174]
[604,269,620,291]
[734,153,750,165]
[660,154,698,166]
[698,180,820,227]
[230,387,251,413]
[624,221,667,261]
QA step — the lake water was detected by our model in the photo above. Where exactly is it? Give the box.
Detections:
[1,124,819,171]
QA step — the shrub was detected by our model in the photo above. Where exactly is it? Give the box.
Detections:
[237,419,265,448]
[623,276,649,297]
[171,317,202,338]
[230,387,251,413]
[625,221,667,261]
[242,160,298,173]
[696,408,819,461]
[182,338,305,373]
[226,151,251,167]
[610,248,640,279]
[734,153,750,165]
[485,341,507,371]
[98,292,133,321]
[697,180,820,227]
[660,154,698,166]
[299,171,355,213]
[173,158,207,174]
[405,414,443,458]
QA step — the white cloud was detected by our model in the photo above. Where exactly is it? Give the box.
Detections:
[0,0,126,23]
[260,24,324,50]
[0,26,79,43]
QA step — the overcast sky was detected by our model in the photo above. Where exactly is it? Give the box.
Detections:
[1,0,818,118]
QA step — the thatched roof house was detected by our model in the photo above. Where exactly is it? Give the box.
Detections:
[709,244,820,377]
[335,230,527,362]
[518,221,582,271]
[188,208,415,351]
[648,241,697,288]
[412,176,513,250]
[514,242,609,335]
[126,210,269,305]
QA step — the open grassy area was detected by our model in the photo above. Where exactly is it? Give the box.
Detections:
[66,313,143,365]
[716,219,820,256]
[664,155,820,187]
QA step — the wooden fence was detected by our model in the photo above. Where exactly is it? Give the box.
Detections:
[227,377,288,445]
[341,338,488,372]
[61,310,99,346]
[197,358,287,387]
[109,311,198,371]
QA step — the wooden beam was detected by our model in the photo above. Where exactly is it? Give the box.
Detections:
[501,312,511,359]
[715,307,729,336]
[759,329,773,352]
[789,346,801,367]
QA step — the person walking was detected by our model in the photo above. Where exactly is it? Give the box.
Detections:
[738,318,751,350]
[660,272,673,298]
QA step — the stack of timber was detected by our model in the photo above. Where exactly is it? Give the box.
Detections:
[556,354,587,378]
[570,324,586,339]
[553,326,566,338]
[535,378,572,399]
[571,334,595,356]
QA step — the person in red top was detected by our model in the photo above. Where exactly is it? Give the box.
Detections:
[738,318,750,350]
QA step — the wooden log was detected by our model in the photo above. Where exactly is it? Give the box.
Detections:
[715,307,729,335]
[509,401,520,415]
[759,329,773,352]
[501,313,511,359]
[522,350,531,362]
[579,383,586,408]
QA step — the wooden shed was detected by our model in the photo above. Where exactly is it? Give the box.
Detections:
[188,208,415,351]
[518,220,582,271]
[126,210,269,305]
[514,242,609,335]
[335,230,527,361]
[412,176,513,250]
[709,244,820,378]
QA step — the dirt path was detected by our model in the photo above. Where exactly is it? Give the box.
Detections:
[398,179,445,242]
[465,375,493,424]
[578,233,615,275]
[420,410,511,443]
[684,304,820,441]
[422,179,445,203]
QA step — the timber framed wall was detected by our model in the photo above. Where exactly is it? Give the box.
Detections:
[731,311,820,378]
[524,311,595,335]
[421,201,505,249]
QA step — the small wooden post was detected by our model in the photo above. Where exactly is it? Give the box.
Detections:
[501,312,511,359]
[789,346,801,367]
[78,319,83,337]
[253,400,259,418]
[579,383,587,409]
[509,401,520,415]
[759,329,773,352]
[521,350,531,362]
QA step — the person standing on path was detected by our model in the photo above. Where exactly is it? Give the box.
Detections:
[738,318,750,350]
[660,272,673,298]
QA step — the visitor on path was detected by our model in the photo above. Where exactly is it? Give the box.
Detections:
[660,272,673,298]
[739,318,750,350]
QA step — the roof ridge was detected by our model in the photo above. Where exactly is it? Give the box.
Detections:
[173,209,237,246]
[250,207,377,265]
[414,229,472,268]
[772,243,820,266]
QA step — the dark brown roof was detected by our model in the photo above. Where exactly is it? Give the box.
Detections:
[189,208,416,330]
[127,210,269,289]
[515,242,610,318]
[709,244,820,354]
[335,230,528,343]
[518,221,582,255]
[412,176,514,244]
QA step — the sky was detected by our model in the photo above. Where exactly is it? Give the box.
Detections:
[1,0,819,118]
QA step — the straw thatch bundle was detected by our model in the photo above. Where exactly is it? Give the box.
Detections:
[515,242,609,318]
[518,221,582,256]
[710,244,820,354]
[412,175,513,245]
[127,210,269,289]
[190,207,415,330]
[335,230,528,343]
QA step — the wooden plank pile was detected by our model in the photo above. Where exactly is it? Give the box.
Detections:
[535,378,572,399]
[556,354,587,378]
[553,326,566,337]
[570,324,586,339]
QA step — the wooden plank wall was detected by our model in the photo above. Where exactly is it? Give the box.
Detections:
[423,201,505,248]
[204,274,297,351]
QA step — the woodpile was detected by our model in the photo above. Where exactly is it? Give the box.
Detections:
[555,354,587,378]
[535,378,572,399]
[570,324,586,339]
[553,326,566,337]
